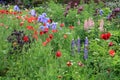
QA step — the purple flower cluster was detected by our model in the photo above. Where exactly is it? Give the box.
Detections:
[38,13,49,23]
[71,38,81,55]
[38,13,58,32]
[107,8,120,20]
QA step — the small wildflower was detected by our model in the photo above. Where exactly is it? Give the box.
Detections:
[109,50,115,57]
[56,51,62,57]
[23,36,29,42]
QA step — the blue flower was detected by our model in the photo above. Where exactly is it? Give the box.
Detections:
[39,26,44,31]
[14,5,20,12]
[30,9,36,16]
[51,22,57,30]
[42,13,47,17]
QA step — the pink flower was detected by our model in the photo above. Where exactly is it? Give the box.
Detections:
[84,19,88,30]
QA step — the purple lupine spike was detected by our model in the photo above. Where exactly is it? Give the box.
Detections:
[30,9,36,16]
[84,37,88,60]
[77,37,81,53]
[99,9,103,15]
[71,39,75,55]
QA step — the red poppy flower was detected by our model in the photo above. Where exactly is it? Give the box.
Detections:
[23,36,29,42]
[109,50,115,57]
[67,61,72,67]
[60,23,64,27]
[107,32,111,38]
[56,51,62,57]
[49,34,53,39]
[100,32,111,40]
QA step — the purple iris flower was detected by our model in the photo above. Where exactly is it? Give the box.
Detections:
[84,37,88,60]
[14,5,20,12]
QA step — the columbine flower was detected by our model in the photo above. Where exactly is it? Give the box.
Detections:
[51,22,57,30]
[84,37,88,60]
[39,26,45,31]
[30,9,36,17]
[14,5,20,12]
